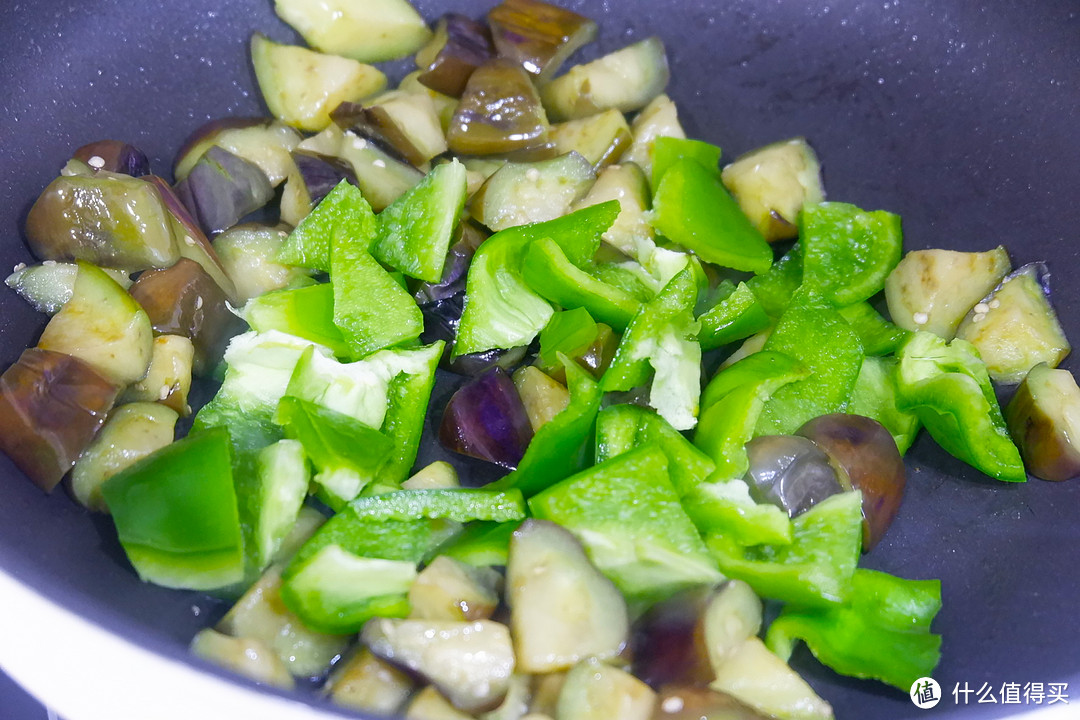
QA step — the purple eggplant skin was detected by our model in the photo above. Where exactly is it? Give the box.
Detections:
[73,140,150,177]
[0,348,119,492]
[439,367,534,468]
[419,292,526,377]
[417,14,496,98]
[329,103,418,169]
[1006,363,1080,482]
[413,223,488,305]
[173,146,274,237]
[743,435,850,518]
[292,151,359,206]
[128,258,243,376]
[631,586,718,689]
[797,414,907,552]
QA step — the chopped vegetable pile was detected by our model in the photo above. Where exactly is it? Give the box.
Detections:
[4,0,1079,718]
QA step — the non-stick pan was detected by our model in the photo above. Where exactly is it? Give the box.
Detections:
[1,0,1078,717]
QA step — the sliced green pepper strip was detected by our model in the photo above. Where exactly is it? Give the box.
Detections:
[530,444,722,609]
[766,568,942,691]
[896,331,1025,482]
[589,262,656,302]
[838,302,911,357]
[277,181,374,272]
[651,136,723,188]
[102,427,244,591]
[454,201,620,357]
[433,520,522,567]
[697,281,772,351]
[756,304,864,436]
[242,283,354,359]
[705,490,863,608]
[489,357,603,498]
[800,202,903,307]
[371,160,468,283]
[649,157,772,273]
[849,356,921,455]
[538,308,598,368]
[595,403,715,497]
[746,242,803,318]
[372,341,444,490]
[522,236,642,331]
[681,479,793,547]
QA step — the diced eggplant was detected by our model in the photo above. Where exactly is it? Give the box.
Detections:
[174,118,302,186]
[571,163,653,260]
[481,673,532,720]
[447,59,553,158]
[471,152,596,232]
[251,33,388,132]
[550,110,632,171]
[742,435,850,519]
[541,38,669,122]
[797,414,906,551]
[128,257,243,376]
[539,322,618,384]
[332,94,447,168]
[414,223,487,304]
[406,686,477,720]
[73,140,150,177]
[38,262,153,386]
[488,0,597,81]
[621,95,685,177]
[555,658,656,720]
[70,402,178,513]
[190,628,295,690]
[25,172,180,272]
[512,365,570,432]
[439,367,534,468]
[400,70,461,133]
[6,262,131,315]
[274,0,431,64]
[417,14,495,98]
[507,520,630,673]
[529,673,567,717]
[955,263,1070,384]
[652,686,770,720]
[212,223,315,303]
[173,146,274,237]
[884,246,1011,339]
[1006,363,1080,482]
[273,506,328,565]
[290,150,359,209]
[363,618,516,713]
[402,461,461,490]
[409,556,501,622]
[217,566,350,679]
[324,648,415,715]
[720,138,825,243]
[121,334,194,415]
[710,638,833,720]
[0,348,119,492]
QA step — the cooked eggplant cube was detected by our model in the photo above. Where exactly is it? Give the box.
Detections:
[409,555,501,622]
[334,91,448,167]
[621,94,685,176]
[471,152,596,232]
[710,638,833,720]
[1006,363,1080,482]
[5,262,132,315]
[488,0,598,81]
[513,365,570,432]
[324,648,414,714]
[173,146,274,237]
[402,461,461,490]
[128,257,243,376]
[274,0,431,64]
[417,13,495,98]
[447,58,553,158]
[121,334,194,415]
[190,628,295,690]
[439,367,534,468]
[405,686,477,720]
[956,263,1070,384]
[556,658,657,720]
[742,435,850,518]
[0,348,119,492]
[174,118,301,186]
[212,223,316,303]
[73,140,150,177]
[550,110,633,170]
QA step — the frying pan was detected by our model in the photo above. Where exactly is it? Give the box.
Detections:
[0,0,1078,717]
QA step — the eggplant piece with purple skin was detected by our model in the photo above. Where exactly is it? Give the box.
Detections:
[291,150,359,206]
[446,59,553,159]
[128,257,243,376]
[174,117,301,186]
[743,435,851,518]
[416,13,495,98]
[1006,363,1080,482]
[0,348,119,492]
[419,292,527,377]
[73,140,150,177]
[173,146,274,237]
[331,93,448,168]
[487,0,598,81]
[439,367,533,468]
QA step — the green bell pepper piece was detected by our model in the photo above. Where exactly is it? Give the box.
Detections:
[649,157,772,274]
[242,283,354,359]
[371,159,468,283]
[849,356,921,455]
[697,281,772,351]
[589,262,657,302]
[102,427,244,591]
[250,439,310,570]
[374,342,444,490]
[454,201,620,357]
[275,395,395,509]
[489,357,603,498]
[651,136,723,188]
[434,520,522,567]
[538,308,598,368]
[800,202,903,307]
[706,490,863,607]
[756,304,864,436]
[602,265,702,431]
[896,331,1025,482]
[530,443,722,609]
[522,236,642,331]
[838,302,910,356]
[681,479,793,547]
[595,403,715,497]
[766,568,942,691]
[277,181,374,272]
[746,242,803,318]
